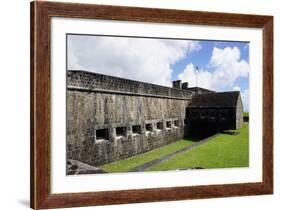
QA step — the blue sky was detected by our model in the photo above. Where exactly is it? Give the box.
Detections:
[68,35,249,111]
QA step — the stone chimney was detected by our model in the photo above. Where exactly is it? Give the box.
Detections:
[182,82,189,90]
[172,80,182,89]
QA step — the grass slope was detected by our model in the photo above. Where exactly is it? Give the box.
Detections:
[100,139,195,173]
[147,123,249,171]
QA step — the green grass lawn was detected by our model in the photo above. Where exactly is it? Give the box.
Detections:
[146,123,249,171]
[243,112,249,117]
[100,139,196,173]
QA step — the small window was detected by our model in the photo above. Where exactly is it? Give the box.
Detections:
[209,110,216,118]
[96,128,109,140]
[116,127,126,137]
[201,110,207,118]
[146,123,153,132]
[156,122,163,130]
[132,125,141,134]
[174,120,179,127]
[166,121,172,128]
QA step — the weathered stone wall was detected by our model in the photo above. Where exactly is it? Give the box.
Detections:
[67,71,194,99]
[67,71,192,167]
[235,94,244,129]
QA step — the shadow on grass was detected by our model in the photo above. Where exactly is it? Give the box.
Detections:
[183,128,240,142]
[221,130,240,135]
[183,132,217,142]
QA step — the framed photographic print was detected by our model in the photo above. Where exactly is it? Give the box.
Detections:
[30,1,273,209]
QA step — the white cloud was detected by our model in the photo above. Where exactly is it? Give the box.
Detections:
[241,89,249,112]
[178,47,250,91]
[177,63,213,89]
[233,86,240,91]
[68,36,201,86]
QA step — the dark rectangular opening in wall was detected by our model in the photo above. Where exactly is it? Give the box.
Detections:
[166,121,172,128]
[116,127,126,137]
[219,110,227,120]
[96,128,109,140]
[200,110,207,118]
[156,122,163,130]
[174,120,179,127]
[146,123,153,132]
[209,109,216,119]
[132,125,141,134]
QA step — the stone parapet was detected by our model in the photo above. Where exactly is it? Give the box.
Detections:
[67,70,194,99]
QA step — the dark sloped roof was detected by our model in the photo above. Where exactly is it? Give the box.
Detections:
[186,87,215,93]
[190,91,240,108]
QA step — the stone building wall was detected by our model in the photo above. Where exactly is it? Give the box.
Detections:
[186,107,237,137]
[185,91,244,137]
[235,94,244,129]
[67,71,193,167]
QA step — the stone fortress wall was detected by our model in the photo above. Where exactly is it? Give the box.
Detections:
[67,71,194,166]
